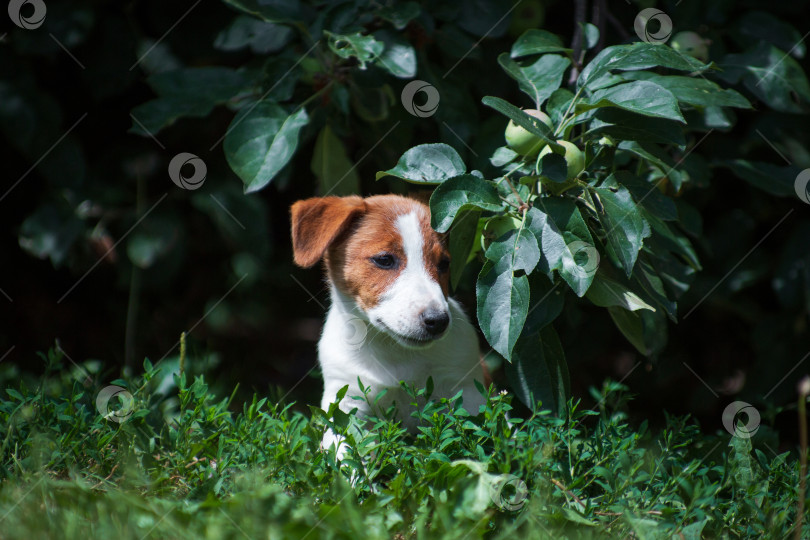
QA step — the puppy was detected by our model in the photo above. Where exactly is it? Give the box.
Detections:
[290,195,485,456]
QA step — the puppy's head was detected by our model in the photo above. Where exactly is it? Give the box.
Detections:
[291,195,451,348]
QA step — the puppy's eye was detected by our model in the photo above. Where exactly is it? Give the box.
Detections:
[437,257,450,274]
[371,253,397,270]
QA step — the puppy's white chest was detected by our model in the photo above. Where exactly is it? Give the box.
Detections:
[317,292,484,426]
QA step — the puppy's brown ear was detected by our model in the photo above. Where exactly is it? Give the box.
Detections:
[290,196,366,268]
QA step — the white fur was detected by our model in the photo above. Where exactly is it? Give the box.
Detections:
[317,210,484,457]
[366,211,448,345]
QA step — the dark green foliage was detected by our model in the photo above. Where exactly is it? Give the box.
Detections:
[3,0,809,414]
[3,1,810,535]
[0,351,806,538]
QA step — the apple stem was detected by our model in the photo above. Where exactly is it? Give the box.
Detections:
[555,87,585,139]
[502,176,526,210]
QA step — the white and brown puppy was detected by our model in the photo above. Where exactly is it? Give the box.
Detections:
[290,195,485,454]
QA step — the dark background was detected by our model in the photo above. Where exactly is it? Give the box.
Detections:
[1,0,809,449]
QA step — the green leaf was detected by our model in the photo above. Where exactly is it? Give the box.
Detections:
[728,429,763,491]
[349,85,393,123]
[607,307,646,354]
[631,257,676,320]
[561,507,598,527]
[377,143,466,184]
[648,249,697,301]
[683,105,737,131]
[490,146,519,167]
[619,72,751,109]
[720,42,810,113]
[617,141,683,190]
[506,325,570,416]
[326,31,384,69]
[130,97,211,137]
[448,209,481,291]
[586,274,656,311]
[18,202,83,267]
[586,108,686,146]
[510,29,570,58]
[679,519,709,540]
[530,199,598,296]
[456,0,511,38]
[593,182,649,277]
[578,81,685,123]
[485,227,541,275]
[310,125,360,196]
[582,22,599,50]
[214,15,293,54]
[224,102,309,193]
[610,305,668,356]
[537,152,568,183]
[546,88,575,127]
[481,96,563,152]
[373,30,416,78]
[523,274,564,336]
[498,54,571,108]
[612,170,678,222]
[624,516,662,537]
[148,67,246,101]
[578,42,710,89]
[130,68,247,135]
[256,56,301,102]
[718,159,799,197]
[737,11,805,59]
[476,259,530,361]
[222,0,308,24]
[429,175,502,233]
[525,206,565,273]
[377,2,420,30]
[643,212,701,269]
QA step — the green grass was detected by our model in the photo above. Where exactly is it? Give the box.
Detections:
[0,347,805,539]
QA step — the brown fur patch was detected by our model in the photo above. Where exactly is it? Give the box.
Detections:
[292,194,450,310]
[290,196,366,268]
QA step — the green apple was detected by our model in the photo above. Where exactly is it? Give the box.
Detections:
[504,109,554,157]
[671,31,710,62]
[482,215,522,250]
[538,140,585,179]
[486,215,522,239]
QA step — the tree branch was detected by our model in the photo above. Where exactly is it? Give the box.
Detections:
[593,0,607,53]
[606,6,631,41]
[568,0,587,85]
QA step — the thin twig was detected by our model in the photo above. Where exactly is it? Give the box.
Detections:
[568,0,587,85]
[606,9,631,41]
[502,176,526,210]
[595,510,663,516]
[499,196,521,210]
[90,463,119,490]
[103,463,119,481]
[593,0,607,53]
[550,477,586,509]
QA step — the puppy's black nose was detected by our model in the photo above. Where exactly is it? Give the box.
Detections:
[420,308,449,336]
